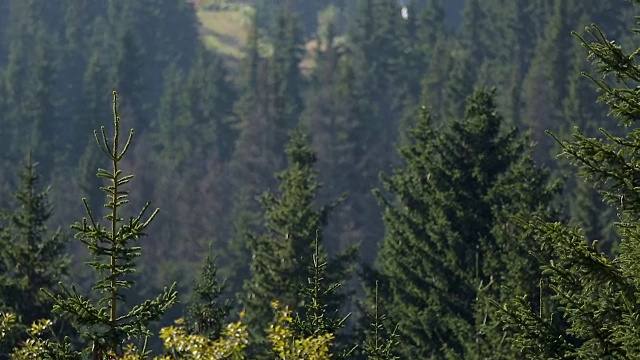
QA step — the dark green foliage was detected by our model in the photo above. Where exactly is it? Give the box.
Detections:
[185,246,231,341]
[500,6,640,357]
[111,23,147,126]
[105,0,200,130]
[153,46,236,169]
[228,9,307,293]
[292,234,357,359]
[292,235,346,337]
[75,43,112,214]
[230,7,304,199]
[1,2,639,356]
[222,189,261,298]
[304,11,377,255]
[308,0,405,259]
[443,0,484,119]
[0,152,70,355]
[376,90,559,359]
[361,281,400,360]
[520,0,576,166]
[561,28,619,253]
[417,1,451,121]
[269,8,304,133]
[241,130,352,355]
[44,92,177,358]
[1,4,62,173]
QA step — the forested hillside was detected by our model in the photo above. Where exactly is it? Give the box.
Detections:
[1,0,639,358]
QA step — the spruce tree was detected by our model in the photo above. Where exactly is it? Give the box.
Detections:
[76,36,112,214]
[303,10,371,255]
[228,8,306,292]
[417,0,451,121]
[241,130,352,356]
[185,246,231,341]
[317,0,402,259]
[292,234,357,359]
[475,0,539,127]
[224,11,264,296]
[0,152,70,356]
[562,19,619,254]
[269,7,304,135]
[520,0,574,167]
[500,3,640,358]
[2,7,61,170]
[442,0,484,120]
[44,92,177,358]
[360,281,400,360]
[110,23,146,128]
[376,90,559,359]
[154,46,235,171]
[230,7,304,202]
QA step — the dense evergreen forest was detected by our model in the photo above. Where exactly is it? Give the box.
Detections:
[2,0,640,358]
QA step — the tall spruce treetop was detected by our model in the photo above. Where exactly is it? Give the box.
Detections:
[231,6,304,195]
[376,89,559,359]
[562,18,619,254]
[227,8,305,295]
[268,7,305,141]
[442,0,485,120]
[185,246,231,342]
[521,0,575,166]
[417,0,451,121]
[500,2,640,358]
[44,92,177,358]
[0,153,70,355]
[241,130,352,356]
[152,46,236,170]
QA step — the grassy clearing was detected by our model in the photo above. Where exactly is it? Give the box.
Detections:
[195,1,335,75]
[196,5,252,61]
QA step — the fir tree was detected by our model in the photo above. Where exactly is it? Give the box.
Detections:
[180,46,236,162]
[318,0,403,259]
[241,130,352,356]
[269,7,304,133]
[376,90,559,359]
[0,152,70,356]
[442,0,484,120]
[417,3,451,121]
[44,92,177,358]
[303,9,367,255]
[230,7,304,202]
[26,25,60,178]
[520,0,574,167]
[228,9,306,292]
[225,11,267,295]
[562,19,619,254]
[152,46,235,171]
[185,245,231,341]
[500,3,640,358]
[360,281,400,360]
[292,234,357,359]
[110,23,146,128]
[2,5,59,167]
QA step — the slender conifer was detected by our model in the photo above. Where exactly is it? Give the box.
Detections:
[44,91,177,358]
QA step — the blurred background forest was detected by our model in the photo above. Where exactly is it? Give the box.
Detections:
[0,0,634,346]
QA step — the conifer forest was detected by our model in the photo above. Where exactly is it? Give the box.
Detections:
[4,0,640,358]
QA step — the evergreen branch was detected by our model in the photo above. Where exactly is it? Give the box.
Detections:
[94,128,112,160]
